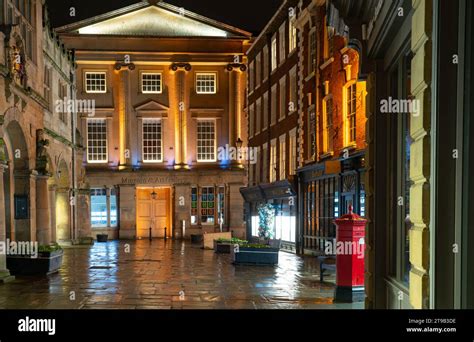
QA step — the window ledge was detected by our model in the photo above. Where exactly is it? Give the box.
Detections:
[319,57,335,71]
[304,72,315,82]
[320,152,334,160]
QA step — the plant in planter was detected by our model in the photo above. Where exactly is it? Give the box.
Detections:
[231,242,279,265]
[7,243,64,275]
[214,238,247,254]
[257,203,276,242]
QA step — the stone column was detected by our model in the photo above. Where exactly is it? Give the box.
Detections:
[48,184,57,243]
[228,64,246,167]
[36,175,51,245]
[0,163,14,282]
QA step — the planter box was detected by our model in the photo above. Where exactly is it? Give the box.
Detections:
[190,234,203,244]
[96,234,108,242]
[231,246,279,265]
[213,241,233,254]
[7,250,64,275]
[204,232,232,249]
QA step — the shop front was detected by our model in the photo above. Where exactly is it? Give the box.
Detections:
[241,180,297,252]
[297,153,365,256]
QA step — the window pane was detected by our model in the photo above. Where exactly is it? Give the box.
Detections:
[91,189,107,227]
[142,119,162,162]
[142,73,162,93]
[197,120,216,161]
[85,72,106,93]
[110,189,117,227]
[196,73,216,94]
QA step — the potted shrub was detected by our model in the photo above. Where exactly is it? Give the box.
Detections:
[214,238,247,253]
[96,233,108,242]
[231,242,280,265]
[7,243,64,275]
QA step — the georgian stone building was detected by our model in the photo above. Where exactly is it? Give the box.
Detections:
[0,0,77,281]
[56,1,251,240]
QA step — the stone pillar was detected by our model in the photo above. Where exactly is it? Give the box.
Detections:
[0,163,14,282]
[228,182,245,239]
[409,0,432,309]
[36,175,51,245]
[174,184,191,239]
[118,185,136,239]
[76,190,91,239]
[48,184,57,243]
[228,65,245,167]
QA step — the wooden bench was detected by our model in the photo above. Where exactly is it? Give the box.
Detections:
[318,256,336,282]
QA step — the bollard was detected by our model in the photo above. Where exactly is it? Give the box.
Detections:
[164,227,167,240]
[149,227,152,242]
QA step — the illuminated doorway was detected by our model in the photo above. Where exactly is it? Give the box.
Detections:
[136,187,171,239]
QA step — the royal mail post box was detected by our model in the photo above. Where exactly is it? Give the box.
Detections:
[333,205,366,302]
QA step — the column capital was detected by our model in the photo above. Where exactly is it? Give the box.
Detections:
[114,62,135,71]
[170,62,192,72]
[226,63,247,72]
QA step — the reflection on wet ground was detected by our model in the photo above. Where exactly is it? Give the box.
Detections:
[0,240,363,309]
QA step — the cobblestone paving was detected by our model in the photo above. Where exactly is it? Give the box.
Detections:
[0,240,363,309]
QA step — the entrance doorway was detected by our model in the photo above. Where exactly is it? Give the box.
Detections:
[136,187,171,239]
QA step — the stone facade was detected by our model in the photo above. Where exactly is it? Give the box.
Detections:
[0,0,77,280]
[56,2,251,240]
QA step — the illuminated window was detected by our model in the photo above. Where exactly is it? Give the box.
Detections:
[270,139,277,182]
[141,73,162,93]
[279,135,286,180]
[271,84,277,125]
[110,189,117,227]
[142,118,163,162]
[196,73,217,94]
[249,104,255,137]
[85,72,106,93]
[217,186,225,226]
[200,186,215,225]
[256,98,261,133]
[279,76,286,120]
[262,143,268,183]
[289,66,297,113]
[90,189,107,227]
[289,20,297,53]
[263,45,269,80]
[263,92,269,130]
[87,119,107,163]
[322,95,334,153]
[279,21,286,63]
[289,129,297,175]
[271,35,277,71]
[191,187,198,224]
[255,53,261,87]
[346,83,357,144]
[197,120,216,162]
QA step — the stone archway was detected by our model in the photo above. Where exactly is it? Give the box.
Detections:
[4,120,31,241]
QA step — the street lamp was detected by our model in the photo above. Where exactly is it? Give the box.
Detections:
[151,188,157,200]
[236,138,243,149]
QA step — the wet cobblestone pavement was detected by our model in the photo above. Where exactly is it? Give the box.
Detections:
[0,240,363,309]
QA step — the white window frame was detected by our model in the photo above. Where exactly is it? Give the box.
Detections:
[271,35,277,71]
[196,72,217,94]
[289,19,297,53]
[279,21,286,64]
[142,118,163,163]
[279,134,286,180]
[196,119,217,162]
[86,118,108,163]
[141,72,162,94]
[343,81,357,146]
[85,71,107,94]
[270,139,277,183]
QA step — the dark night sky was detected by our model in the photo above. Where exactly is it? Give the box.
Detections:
[45,0,283,35]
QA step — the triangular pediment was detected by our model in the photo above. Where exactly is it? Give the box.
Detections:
[134,100,169,112]
[56,3,251,38]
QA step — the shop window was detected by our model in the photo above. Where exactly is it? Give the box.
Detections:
[191,187,198,224]
[200,187,215,225]
[91,189,107,227]
[217,186,225,226]
[191,186,223,226]
[110,189,117,227]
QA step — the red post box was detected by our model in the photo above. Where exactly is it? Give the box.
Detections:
[333,205,366,302]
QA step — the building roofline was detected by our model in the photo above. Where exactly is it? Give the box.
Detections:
[55,1,252,39]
